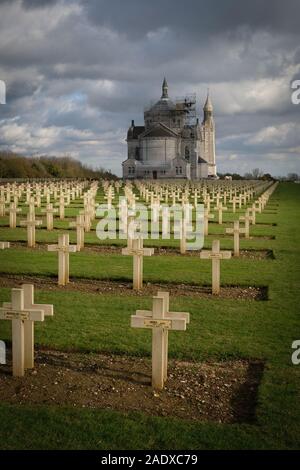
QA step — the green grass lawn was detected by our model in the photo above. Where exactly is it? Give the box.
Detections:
[0,182,299,449]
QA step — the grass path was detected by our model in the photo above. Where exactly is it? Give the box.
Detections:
[0,182,299,449]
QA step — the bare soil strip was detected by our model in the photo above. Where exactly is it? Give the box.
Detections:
[0,349,264,424]
[0,273,268,300]
[5,242,274,259]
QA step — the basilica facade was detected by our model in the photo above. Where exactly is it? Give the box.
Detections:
[122,79,217,180]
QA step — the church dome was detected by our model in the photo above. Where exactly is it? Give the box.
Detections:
[147,77,176,115]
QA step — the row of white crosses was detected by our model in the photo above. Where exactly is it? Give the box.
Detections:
[225,181,278,255]
[136,180,270,208]
[1,181,86,208]
[0,284,189,391]
[0,181,96,252]
[0,284,53,377]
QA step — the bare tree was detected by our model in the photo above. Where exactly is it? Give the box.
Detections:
[251,168,263,179]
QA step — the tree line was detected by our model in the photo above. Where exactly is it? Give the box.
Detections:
[218,168,299,181]
[0,151,118,180]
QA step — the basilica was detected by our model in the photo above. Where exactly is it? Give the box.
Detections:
[122,78,217,180]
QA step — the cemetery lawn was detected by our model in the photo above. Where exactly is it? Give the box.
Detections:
[0,182,299,449]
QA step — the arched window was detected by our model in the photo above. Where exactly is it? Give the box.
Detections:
[185,146,190,161]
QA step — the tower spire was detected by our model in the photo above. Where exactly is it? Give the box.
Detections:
[161,77,168,100]
[203,89,213,112]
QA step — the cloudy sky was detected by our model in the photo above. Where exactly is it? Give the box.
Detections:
[0,0,299,176]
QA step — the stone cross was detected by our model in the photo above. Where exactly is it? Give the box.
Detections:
[131,291,189,390]
[79,207,91,232]
[126,212,137,249]
[200,240,231,294]
[69,214,85,251]
[151,200,160,224]
[122,237,154,290]
[204,195,212,213]
[20,212,42,248]
[7,202,21,229]
[58,194,66,220]
[250,206,257,225]
[231,196,237,213]
[214,202,228,225]
[226,220,246,256]
[0,288,47,376]
[0,196,5,217]
[2,284,53,371]
[47,234,77,286]
[179,217,187,254]
[204,207,214,236]
[27,197,36,216]
[104,192,113,209]
[239,211,252,239]
[42,203,58,231]
[0,241,10,250]
[161,206,170,238]
[119,198,128,235]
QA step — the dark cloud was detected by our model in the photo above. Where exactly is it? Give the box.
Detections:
[0,0,299,176]
[82,0,300,39]
[0,0,60,7]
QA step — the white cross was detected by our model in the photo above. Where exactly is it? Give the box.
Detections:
[131,291,190,390]
[200,240,231,294]
[0,196,5,217]
[0,287,52,376]
[27,197,37,216]
[6,203,21,229]
[2,284,53,371]
[42,203,58,231]
[20,213,42,248]
[0,241,10,250]
[250,205,257,225]
[69,214,85,251]
[214,202,228,225]
[47,234,77,285]
[204,207,214,236]
[226,220,246,256]
[57,194,66,220]
[79,207,91,232]
[122,237,154,290]
[239,211,252,238]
